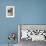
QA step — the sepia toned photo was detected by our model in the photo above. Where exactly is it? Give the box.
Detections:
[6,6,15,18]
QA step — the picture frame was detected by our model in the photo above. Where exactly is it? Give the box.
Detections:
[6,6,15,18]
[18,24,46,42]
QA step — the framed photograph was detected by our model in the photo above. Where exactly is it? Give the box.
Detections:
[18,24,46,42]
[6,6,15,18]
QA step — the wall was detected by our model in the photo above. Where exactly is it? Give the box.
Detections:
[0,0,46,44]
[0,0,18,44]
[16,0,46,24]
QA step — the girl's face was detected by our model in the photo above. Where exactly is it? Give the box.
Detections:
[8,8,13,16]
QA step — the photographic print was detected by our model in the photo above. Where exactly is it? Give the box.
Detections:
[6,6,15,18]
[18,24,46,46]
